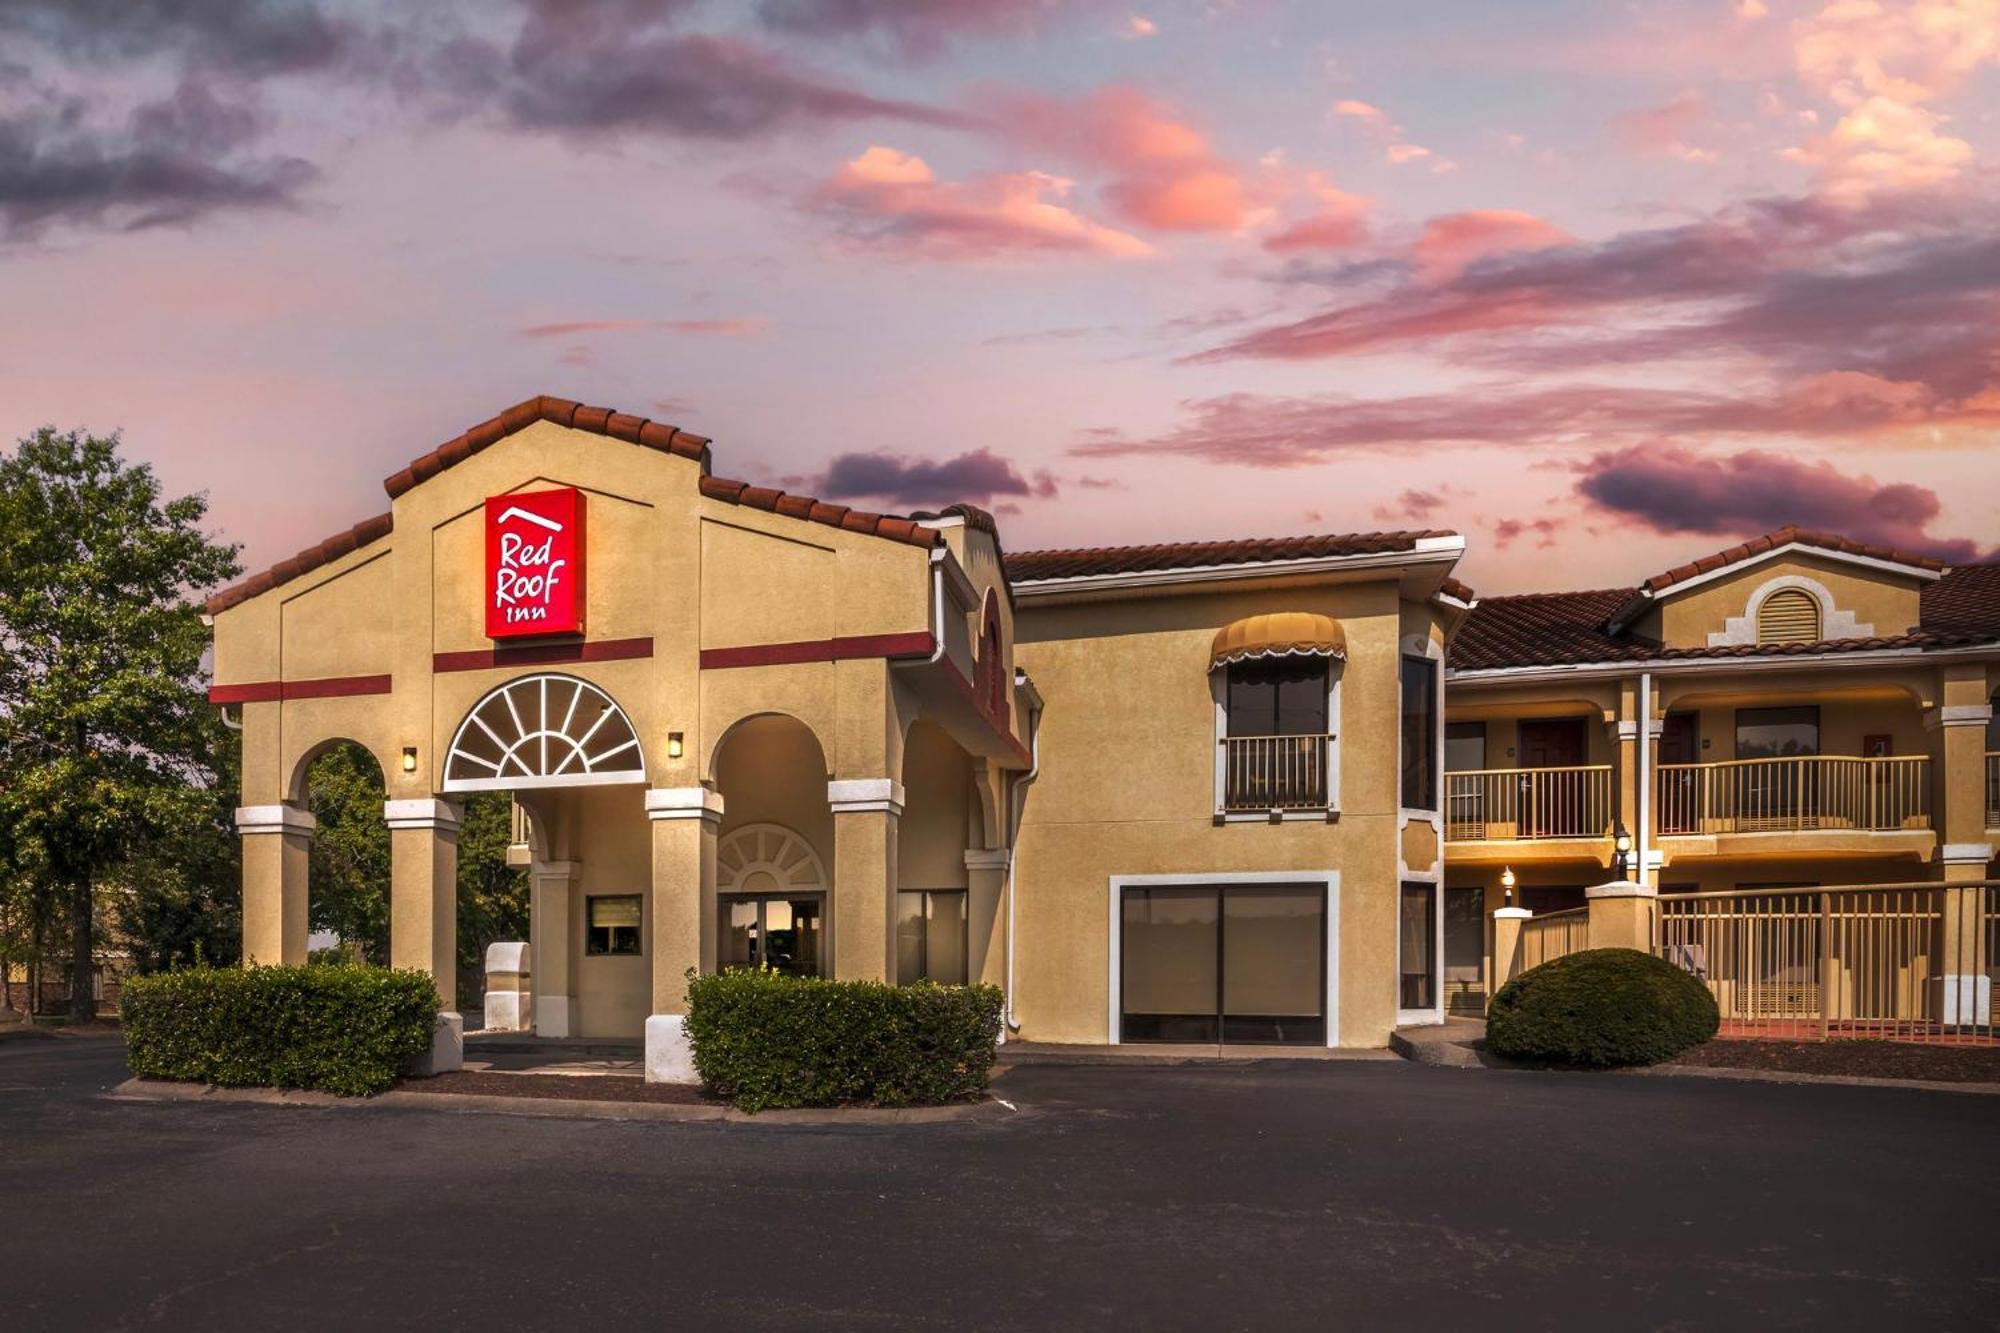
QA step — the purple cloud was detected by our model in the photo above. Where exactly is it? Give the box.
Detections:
[818,448,1057,506]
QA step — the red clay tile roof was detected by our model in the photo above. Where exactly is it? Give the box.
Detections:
[1640,525,1946,594]
[207,395,941,616]
[1439,575,1477,603]
[1005,530,1456,583]
[1451,561,2000,672]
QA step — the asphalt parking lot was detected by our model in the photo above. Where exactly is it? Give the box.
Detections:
[3,1037,1994,1330]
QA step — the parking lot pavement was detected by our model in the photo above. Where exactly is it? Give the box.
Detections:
[4,1038,1995,1330]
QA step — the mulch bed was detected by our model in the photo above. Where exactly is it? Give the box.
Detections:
[398,1071,718,1105]
[1670,1039,2000,1084]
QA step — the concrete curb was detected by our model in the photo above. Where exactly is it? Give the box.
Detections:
[105,1078,1018,1124]
[1630,1063,2000,1096]
[998,1045,1397,1068]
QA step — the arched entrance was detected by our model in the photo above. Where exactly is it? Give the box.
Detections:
[716,823,829,976]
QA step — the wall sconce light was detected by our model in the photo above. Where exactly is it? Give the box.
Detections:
[1500,866,1516,905]
[1612,822,1633,879]
[401,746,418,774]
[667,731,684,760]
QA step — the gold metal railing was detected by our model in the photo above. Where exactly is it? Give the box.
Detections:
[1987,752,2000,828]
[1653,754,1930,836]
[1221,734,1334,812]
[1657,882,1997,1043]
[1444,765,1613,842]
[1519,907,1590,971]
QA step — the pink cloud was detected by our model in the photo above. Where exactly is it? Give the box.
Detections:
[518,317,767,337]
[1262,176,1370,253]
[1409,209,1571,283]
[987,86,1267,234]
[1611,92,1716,162]
[805,145,1153,260]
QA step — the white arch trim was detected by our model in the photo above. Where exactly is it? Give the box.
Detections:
[1708,573,1873,647]
[717,823,828,895]
[444,673,646,793]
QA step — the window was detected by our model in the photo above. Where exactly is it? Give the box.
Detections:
[896,890,968,985]
[585,895,642,956]
[1121,884,1325,1045]
[1444,721,1486,773]
[1400,655,1439,810]
[1398,882,1436,1011]
[1224,657,1328,737]
[720,895,824,976]
[1735,706,1819,759]
[1756,588,1822,644]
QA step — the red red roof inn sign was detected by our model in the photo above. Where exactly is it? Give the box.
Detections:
[485,488,586,639]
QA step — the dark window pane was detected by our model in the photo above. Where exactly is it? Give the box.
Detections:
[895,891,926,985]
[1226,668,1277,736]
[1444,721,1486,773]
[586,895,642,956]
[1221,887,1324,1044]
[1121,887,1219,1043]
[1226,657,1326,737]
[926,892,968,985]
[1401,657,1438,810]
[1735,706,1819,758]
[1399,883,1436,1009]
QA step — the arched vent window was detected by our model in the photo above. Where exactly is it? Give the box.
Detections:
[444,674,644,792]
[717,824,827,894]
[1756,589,1823,645]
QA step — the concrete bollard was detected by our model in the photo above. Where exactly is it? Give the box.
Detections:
[482,941,532,1032]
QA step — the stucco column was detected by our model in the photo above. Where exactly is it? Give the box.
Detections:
[1926,692,1995,1024]
[235,805,314,967]
[1490,906,1531,995]
[830,779,903,982]
[1585,881,1657,953]
[529,859,580,1037]
[644,787,721,1084]
[964,847,1011,989]
[387,799,463,1075]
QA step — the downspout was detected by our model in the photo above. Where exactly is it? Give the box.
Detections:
[1636,671,1652,889]
[924,549,948,664]
[1003,683,1042,1034]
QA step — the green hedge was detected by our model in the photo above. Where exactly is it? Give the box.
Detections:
[123,964,440,1096]
[685,969,1004,1112]
[1487,947,1719,1068]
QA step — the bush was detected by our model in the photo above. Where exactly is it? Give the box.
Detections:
[685,969,1004,1113]
[123,964,440,1096]
[1486,948,1719,1068]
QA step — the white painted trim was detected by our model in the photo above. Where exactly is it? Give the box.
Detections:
[1708,573,1873,647]
[1448,642,1959,684]
[1012,543,1463,599]
[383,798,463,831]
[1106,871,1341,1049]
[234,804,317,836]
[1940,842,1994,865]
[964,847,1013,871]
[1586,881,1658,900]
[1649,542,1942,602]
[1219,810,1339,824]
[1493,907,1533,921]
[1210,656,1342,819]
[1396,879,1446,1028]
[827,778,906,816]
[447,769,648,794]
[1929,704,1994,729]
[645,786,725,822]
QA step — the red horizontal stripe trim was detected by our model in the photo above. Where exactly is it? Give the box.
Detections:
[433,636,654,674]
[209,674,393,704]
[700,632,935,670]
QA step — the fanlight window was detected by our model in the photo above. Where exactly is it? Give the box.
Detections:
[444,674,644,792]
[1756,589,1822,645]
[717,824,827,895]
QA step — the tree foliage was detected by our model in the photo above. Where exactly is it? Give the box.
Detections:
[305,742,391,963]
[0,427,240,1018]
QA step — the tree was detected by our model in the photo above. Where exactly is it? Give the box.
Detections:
[0,428,239,1020]
[304,742,391,962]
[114,705,242,972]
[456,793,527,1008]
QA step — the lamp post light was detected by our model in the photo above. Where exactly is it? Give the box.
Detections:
[1612,822,1633,880]
[1500,865,1516,907]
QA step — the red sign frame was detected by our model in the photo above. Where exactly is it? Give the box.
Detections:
[485,488,586,639]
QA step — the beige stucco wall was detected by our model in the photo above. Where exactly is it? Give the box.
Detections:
[1011,578,1431,1048]
[1644,552,1926,648]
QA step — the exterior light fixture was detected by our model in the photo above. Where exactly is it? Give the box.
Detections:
[667,731,684,760]
[401,746,418,774]
[1500,866,1515,906]
[1612,822,1633,879]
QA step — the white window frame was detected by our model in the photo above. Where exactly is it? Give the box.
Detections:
[1211,657,1342,822]
[1106,871,1341,1048]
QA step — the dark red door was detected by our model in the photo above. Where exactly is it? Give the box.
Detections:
[1657,713,1699,833]
[1518,718,1587,836]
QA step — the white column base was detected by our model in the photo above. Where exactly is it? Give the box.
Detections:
[535,995,572,1038]
[483,992,529,1032]
[645,1014,698,1084]
[406,1011,464,1077]
[1933,974,1994,1026]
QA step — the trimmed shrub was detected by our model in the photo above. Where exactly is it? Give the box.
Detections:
[685,969,1004,1113]
[1486,947,1719,1068]
[123,964,440,1096]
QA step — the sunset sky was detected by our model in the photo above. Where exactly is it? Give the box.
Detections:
[5,0,1998,593]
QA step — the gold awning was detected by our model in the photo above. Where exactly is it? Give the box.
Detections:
[1210,612,1346,669]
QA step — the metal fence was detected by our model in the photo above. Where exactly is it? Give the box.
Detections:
[1655,881,1998,1044]
[1519,906,1591,972]
[1220,734,1334,812]
[1444,765,1613,842]
[1653,754,1930,836]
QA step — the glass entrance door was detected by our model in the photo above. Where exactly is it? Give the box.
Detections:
[721,894,825,977]
[1120,883,1325,1045]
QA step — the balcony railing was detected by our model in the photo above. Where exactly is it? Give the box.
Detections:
[1987,753,1999,829]
[1220,734,1334,812]
[1655,755,1930,836]
[1444,765,1612,842]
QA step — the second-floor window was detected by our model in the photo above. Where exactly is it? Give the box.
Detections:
[1401,655,1439,811]
[1221,657,1331,811]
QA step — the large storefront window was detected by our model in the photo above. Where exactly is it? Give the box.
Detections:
[1121,884,1325,1045]
[896,890,968,985]
[1400,656,1438,811]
